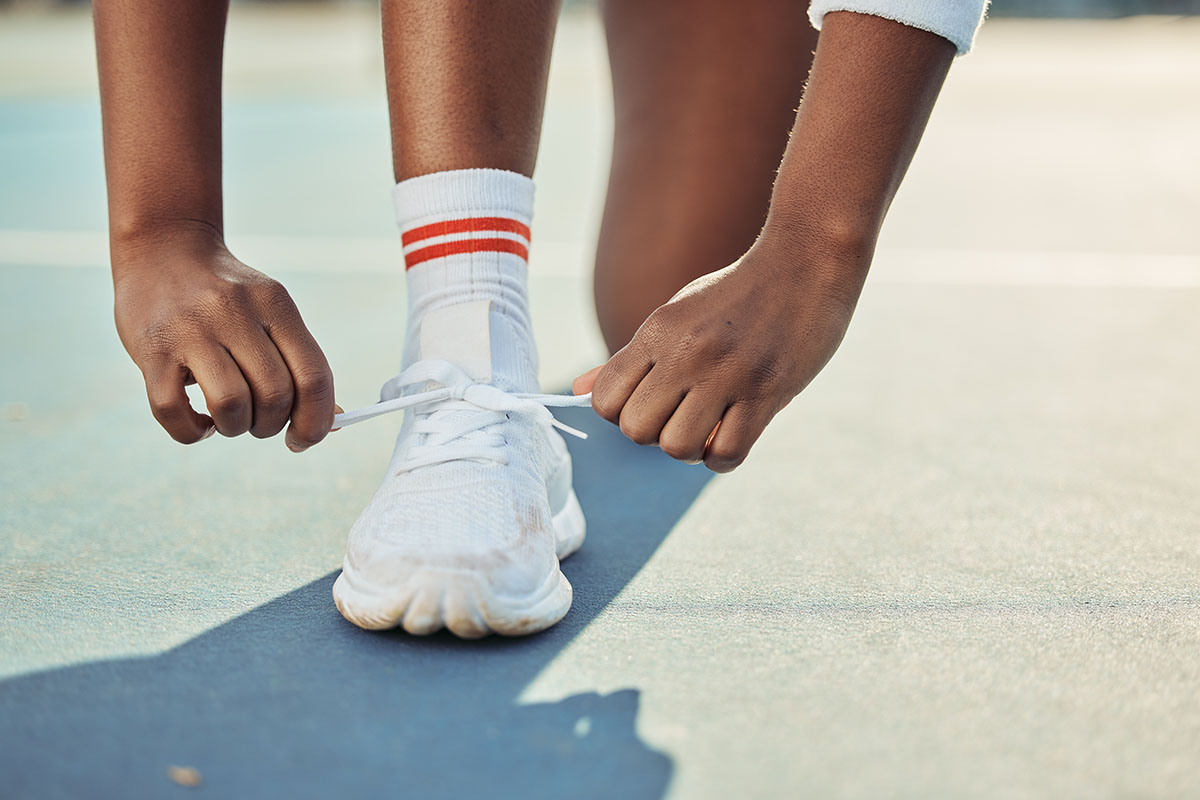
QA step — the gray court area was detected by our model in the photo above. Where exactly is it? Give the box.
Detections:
[2,7,1199,798]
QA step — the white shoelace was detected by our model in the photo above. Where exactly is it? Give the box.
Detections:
[332,359,594,473]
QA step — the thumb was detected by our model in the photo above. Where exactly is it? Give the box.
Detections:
[572,364,603,396]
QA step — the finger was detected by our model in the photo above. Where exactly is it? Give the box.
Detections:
[617,364,686,447]
[703,402,771,473]
[228,327,295,439]
[188,348,254,437]
[572,365,602,396]
[266,316,334,452]
[658,392,727,465]
[144,363,216,444]
[590,346,652,424]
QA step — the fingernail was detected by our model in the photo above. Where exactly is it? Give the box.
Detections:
[286,436,307,453]
[200,426,217,441]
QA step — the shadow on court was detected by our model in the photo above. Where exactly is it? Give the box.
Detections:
[0,407,713,799]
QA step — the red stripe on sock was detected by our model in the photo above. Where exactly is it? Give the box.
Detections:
[401,217,531,247]
[404,237,529,269]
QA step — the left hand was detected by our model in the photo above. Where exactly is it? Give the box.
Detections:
[573,237,866,472]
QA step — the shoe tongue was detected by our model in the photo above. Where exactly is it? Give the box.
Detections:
[419,299,493,383]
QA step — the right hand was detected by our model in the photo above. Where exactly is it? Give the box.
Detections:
[113,234,336,451]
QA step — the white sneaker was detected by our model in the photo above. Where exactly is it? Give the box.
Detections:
[331,301,590,638]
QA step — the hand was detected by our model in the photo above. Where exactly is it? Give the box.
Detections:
[113,234,336,451]
[574,237,865,472]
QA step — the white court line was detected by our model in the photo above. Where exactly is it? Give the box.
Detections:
[2,229,1199,287]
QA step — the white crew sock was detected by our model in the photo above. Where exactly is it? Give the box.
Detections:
[393,168,539,393]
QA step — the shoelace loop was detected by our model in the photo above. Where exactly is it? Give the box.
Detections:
[332,360,593,472]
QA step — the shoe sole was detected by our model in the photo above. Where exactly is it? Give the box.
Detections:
[332,488,586,638]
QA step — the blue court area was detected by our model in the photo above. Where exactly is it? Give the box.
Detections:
[2,7,1199,798]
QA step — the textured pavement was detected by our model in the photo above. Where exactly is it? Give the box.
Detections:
[1,8,1199,799]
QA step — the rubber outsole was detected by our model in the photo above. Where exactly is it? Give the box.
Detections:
[332,489,586,638]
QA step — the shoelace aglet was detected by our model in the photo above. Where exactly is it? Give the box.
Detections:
[550,418,588,440]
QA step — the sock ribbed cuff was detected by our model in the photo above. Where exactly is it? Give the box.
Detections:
[393,168,535,230]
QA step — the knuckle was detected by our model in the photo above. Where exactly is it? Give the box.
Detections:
[706,440,745,467]
[194,281,255,319]
[256,383,295,412]
[148,394,185,422]
[255,278,289,300]
[224,278,255,301]
[659,434,701,463]
[294,370,333,400]
[619,414,659,446]
[257,281,299,321]
[209,392,250,420]
[637,311,673,346]
[590,389,623,422]
[744,355,782,395]
[256,279,295,311]
[196,284,237,312]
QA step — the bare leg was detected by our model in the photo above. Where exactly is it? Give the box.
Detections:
[596,0,818,351]
[382,0,561,181]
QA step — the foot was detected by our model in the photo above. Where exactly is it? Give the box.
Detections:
[332,302,588,638]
